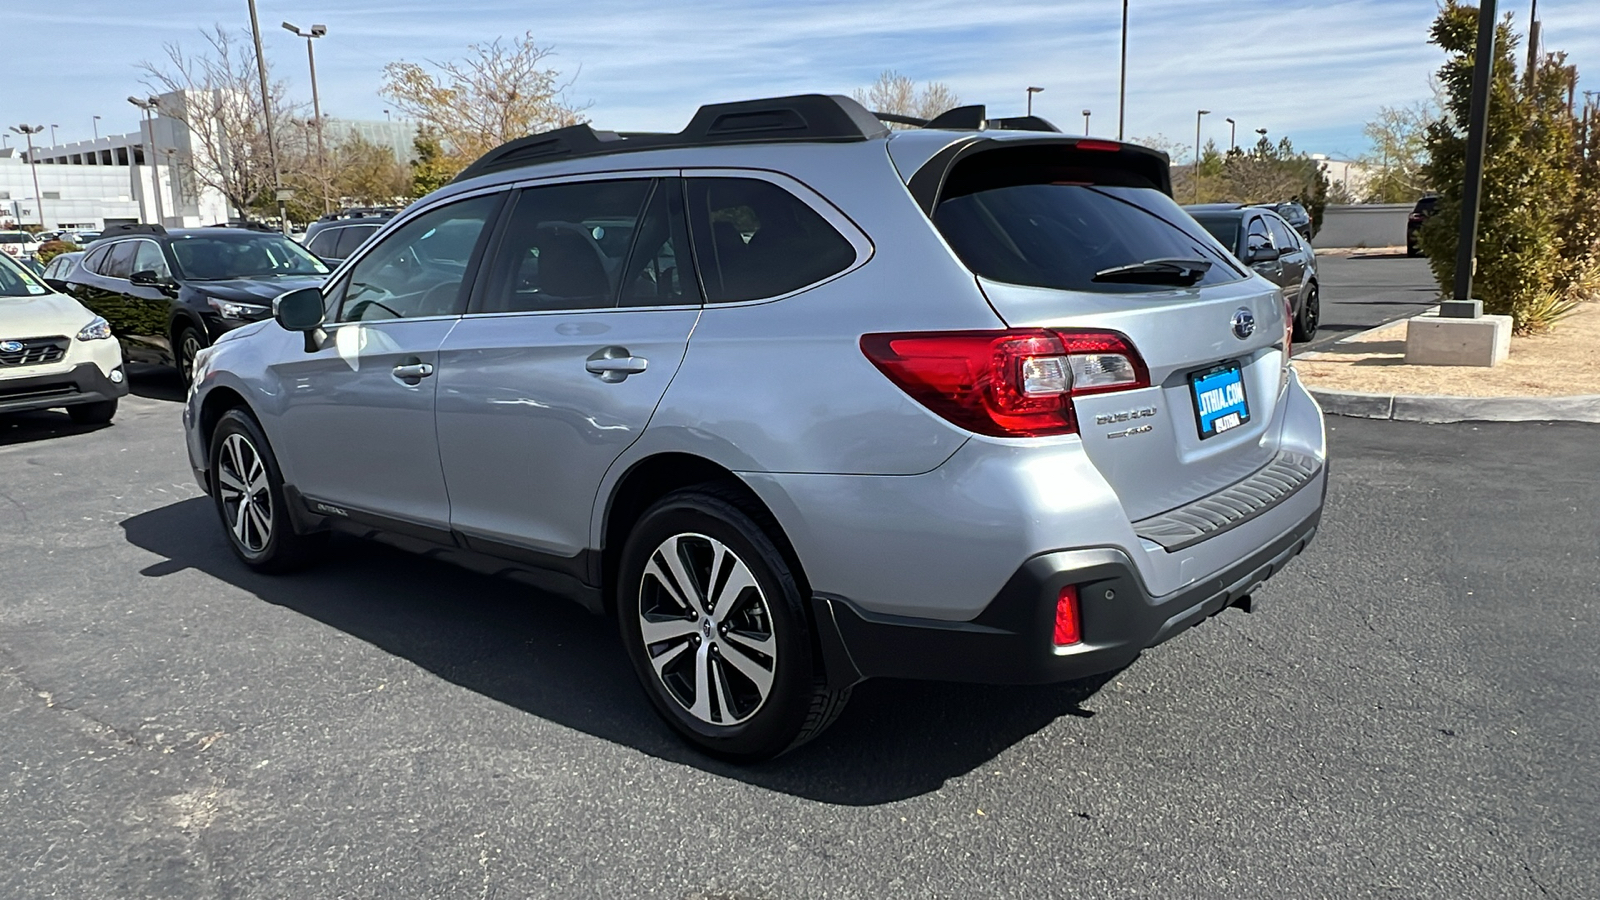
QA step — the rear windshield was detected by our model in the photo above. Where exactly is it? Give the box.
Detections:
[168,233,330,280]
[933,151,1243,293]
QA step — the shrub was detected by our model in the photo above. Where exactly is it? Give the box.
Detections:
[36,241,81,266]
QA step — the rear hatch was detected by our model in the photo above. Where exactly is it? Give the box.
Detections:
[922,139,1288,521]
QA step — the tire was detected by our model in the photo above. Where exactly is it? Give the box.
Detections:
[176,325,207,388]
[67,398,117,425]
[1293,283,1320,344]
[617,487,849,761]
[208,408,325,572]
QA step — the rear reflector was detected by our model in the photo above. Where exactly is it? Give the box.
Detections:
[860,328,1149,437]
[1054,585,1082,646]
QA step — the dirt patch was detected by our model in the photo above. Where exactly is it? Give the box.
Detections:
[1295,300,1600,397]
[1314,245,1409,259]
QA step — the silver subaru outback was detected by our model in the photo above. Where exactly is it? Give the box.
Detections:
[183,95,1326,761]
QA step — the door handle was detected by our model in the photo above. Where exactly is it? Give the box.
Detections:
[392,360,434,384]
[585,348,648,383]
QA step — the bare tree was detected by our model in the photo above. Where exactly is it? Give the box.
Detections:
[381,33,586,176]
[138,26,298,222]
[1359,103,1438,203]
[852,71,960,127]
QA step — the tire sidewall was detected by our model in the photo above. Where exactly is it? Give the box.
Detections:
[617,492,815,760]
[1296,284,1319,342]
[209,409,293,568]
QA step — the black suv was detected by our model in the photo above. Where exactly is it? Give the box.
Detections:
[1249,201,1314,241]
[62,224,330,384]
[1185,203,1320,342]
[1406,196,1439,257]
[302,208,399,267]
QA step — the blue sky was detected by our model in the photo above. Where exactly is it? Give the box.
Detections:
[6,0,1600,162]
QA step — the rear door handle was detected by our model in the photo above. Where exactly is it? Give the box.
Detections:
[585,349,648,382]
[392,361,434,384]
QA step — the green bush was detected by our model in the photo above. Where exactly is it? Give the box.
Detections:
[35,241,81,266]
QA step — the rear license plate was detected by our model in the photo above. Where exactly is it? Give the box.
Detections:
[1189,362,1250,439]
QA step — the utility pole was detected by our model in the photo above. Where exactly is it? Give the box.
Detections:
[1118,0,1129,140]
[127,97,167,227]
[9,125,47,228]
[284,22,330,214]
[246,0,287,233]
[1524,0,1539,90]
[1450,0,1498,315]
[1194,109,1210,203]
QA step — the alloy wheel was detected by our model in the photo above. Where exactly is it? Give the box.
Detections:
[216,433,273,554]
[637,533,778,726]
[180,331,203,380]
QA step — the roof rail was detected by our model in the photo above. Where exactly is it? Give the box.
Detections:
[870,106,1061,134]
[99,223,167,238]
[317,207,401,222]
[453,94,891,183]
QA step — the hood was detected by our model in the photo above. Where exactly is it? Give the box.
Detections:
[193,275,329,306]
[0,290,94,338]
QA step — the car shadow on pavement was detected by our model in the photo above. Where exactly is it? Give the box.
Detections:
[127,365,186,403]
[0,408,111,446]
[121,497,1112,806]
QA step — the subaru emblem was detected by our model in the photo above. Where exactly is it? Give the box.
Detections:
[0,341,23,353]
[1231,308,1256,340]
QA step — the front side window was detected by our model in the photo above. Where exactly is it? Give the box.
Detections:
[133,241,171,278]
[685,177,856,303]
[169,234,329,281]
[335,193,500,323]
[1245,218,1272,254]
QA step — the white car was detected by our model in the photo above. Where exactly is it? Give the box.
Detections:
[0,253,128,424]
[0,231,43,261]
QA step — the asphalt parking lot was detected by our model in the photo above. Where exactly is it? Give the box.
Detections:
[3,264,1595,898]
[1300,253,1440,353]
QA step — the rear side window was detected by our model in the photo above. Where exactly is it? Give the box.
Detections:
[685,178,855,303]
[334,224,380,259]
[933,148,1243,293]
[306,229,340,258]
[81,244,111,275]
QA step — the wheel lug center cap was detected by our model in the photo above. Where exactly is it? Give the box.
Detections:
[700,618,713,639]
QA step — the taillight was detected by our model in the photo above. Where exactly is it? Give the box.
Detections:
[860,328,1149,437]
[1053,585,1082,646]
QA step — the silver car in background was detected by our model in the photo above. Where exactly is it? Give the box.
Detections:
[182,95,1326,760]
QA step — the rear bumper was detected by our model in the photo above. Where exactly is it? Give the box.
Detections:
[0,361,129,415]
[812,493,1322,687]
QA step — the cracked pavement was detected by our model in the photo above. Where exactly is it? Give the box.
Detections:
[1,380,1597,898]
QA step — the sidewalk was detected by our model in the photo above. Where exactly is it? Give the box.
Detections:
[1294,300,1600,423]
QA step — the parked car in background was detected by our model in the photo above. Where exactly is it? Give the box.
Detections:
[302,208,399,268]
[0,252,127,424]
[62,223,330,385]
[40,251,85,292]
[61,231,100,245]
[1,231,43,261]
[1249,201,1314,241]
[1407,195,1439,257]
[184,94,1327,761]
[1186,203,1320,342]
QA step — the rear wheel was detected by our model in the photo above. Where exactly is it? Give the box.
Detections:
[67,398,117,425]
[617,488,849,761]
[209,408,325,572]
[1293,283,1320,344]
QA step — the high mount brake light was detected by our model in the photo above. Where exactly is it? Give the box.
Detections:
[1073,139,1122,152]
[860,328,1150,437]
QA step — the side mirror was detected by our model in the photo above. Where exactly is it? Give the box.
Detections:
[273,287,327,352]
[1245,245,1282,264]
[129,269,164,286]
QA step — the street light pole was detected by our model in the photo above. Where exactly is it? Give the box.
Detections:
[9,125,47,228]
[127,97,166,227]
[93,115,101,141]
[1254,127,1268,152]
[49,125,58,145]
[1118,0,1129,140]
[246,0,287,233]
[284,22,330,214]
[1026,86,1044,116]
[1082,109,1091,135]
[1194,109,1210,203]
[1225,117,1236,152]
[1451,0,1499,312]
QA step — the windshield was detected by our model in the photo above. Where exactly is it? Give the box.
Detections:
[1190,215,1242,253]
[0,233,35,244]
[0,254,50,296]
[168,233,330,280]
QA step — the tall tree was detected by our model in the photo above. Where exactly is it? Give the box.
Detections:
[381,33,585,180]
[852,71,960,126]
[409,128,455,198]
[138,26,299,222]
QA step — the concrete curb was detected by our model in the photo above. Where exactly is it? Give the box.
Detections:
[1309,388,1600,424]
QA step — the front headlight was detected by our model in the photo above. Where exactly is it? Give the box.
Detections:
[207,296,270,320]
[76,316,113,341]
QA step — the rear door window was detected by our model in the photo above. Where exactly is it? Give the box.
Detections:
[685,178,856,303]
[103,241,138,279]
[1265,216,1298,252]
[306,229,340,258]
[333,224,380,259]
[80,244,112,275]
[933,148,1243,293]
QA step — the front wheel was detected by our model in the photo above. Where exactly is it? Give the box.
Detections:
[176,325,207,388]
[617,488,849,761]
[1293,284,1320,344]
[208,408,325,572]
